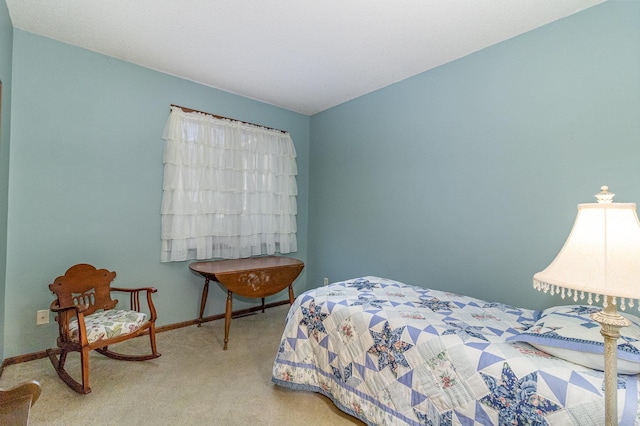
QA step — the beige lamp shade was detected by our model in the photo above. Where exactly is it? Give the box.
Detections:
[533,187,640,308]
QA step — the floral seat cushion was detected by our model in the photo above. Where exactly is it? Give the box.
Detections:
[69,309,147,344]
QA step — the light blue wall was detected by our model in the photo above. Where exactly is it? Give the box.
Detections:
[3,0,639,360]
[0,0,13,361]
[4,30,310,358]
[308,0,640,310]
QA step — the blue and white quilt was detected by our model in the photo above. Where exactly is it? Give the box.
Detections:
[272,277,640,425]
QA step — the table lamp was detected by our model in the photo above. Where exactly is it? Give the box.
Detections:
[532,186,640,426]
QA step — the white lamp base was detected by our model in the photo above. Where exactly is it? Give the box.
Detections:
[590,298,631,426]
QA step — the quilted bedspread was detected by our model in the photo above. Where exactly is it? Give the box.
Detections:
[272,277,640,425]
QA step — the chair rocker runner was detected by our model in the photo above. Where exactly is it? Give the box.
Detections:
[47,264,160,394]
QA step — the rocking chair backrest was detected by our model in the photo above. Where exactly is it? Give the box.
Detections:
[49,264,118,316]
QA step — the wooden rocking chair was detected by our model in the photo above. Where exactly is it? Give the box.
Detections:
[46,264,160,394]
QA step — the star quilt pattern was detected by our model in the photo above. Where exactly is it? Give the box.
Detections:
[272,277,640,425]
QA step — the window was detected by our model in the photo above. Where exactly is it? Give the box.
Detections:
[160,106,297,262]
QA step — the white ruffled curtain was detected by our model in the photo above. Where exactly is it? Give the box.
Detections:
[160,107,298,262]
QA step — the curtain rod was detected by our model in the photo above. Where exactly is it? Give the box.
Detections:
[170,104,287,134]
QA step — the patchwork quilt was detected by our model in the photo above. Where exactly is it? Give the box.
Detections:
[272,277,640,425]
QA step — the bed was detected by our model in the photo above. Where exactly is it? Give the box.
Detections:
[272,276,640,425]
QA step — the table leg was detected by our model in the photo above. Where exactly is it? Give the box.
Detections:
[197,277,210,327]
[261,297,265,313]
[288,284,295,304]
[224,290,232,350]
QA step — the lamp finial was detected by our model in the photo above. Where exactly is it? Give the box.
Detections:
[595,185,614,204]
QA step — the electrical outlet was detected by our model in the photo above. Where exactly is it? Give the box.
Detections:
[323,277,329,286]
[36,310,49,325]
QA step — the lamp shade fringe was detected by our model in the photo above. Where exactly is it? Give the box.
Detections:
[534,279,636,311]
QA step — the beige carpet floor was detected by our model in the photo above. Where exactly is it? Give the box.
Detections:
[1,305,363,425]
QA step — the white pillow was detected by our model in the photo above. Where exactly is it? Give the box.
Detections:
[506,305,640,375]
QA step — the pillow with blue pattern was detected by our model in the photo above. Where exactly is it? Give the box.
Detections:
[506,305,640,375]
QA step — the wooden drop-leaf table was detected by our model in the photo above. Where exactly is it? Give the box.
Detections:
[189,256,304,350]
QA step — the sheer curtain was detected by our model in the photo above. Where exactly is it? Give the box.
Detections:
[160,107,298,262]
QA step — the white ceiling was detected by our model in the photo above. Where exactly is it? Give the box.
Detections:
[6,0,604,115]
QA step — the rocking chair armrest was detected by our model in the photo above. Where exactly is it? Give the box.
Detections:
[49,300,89,314]
[110,286,158,294]
[110,287,158,321]
[49,300,90,346]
